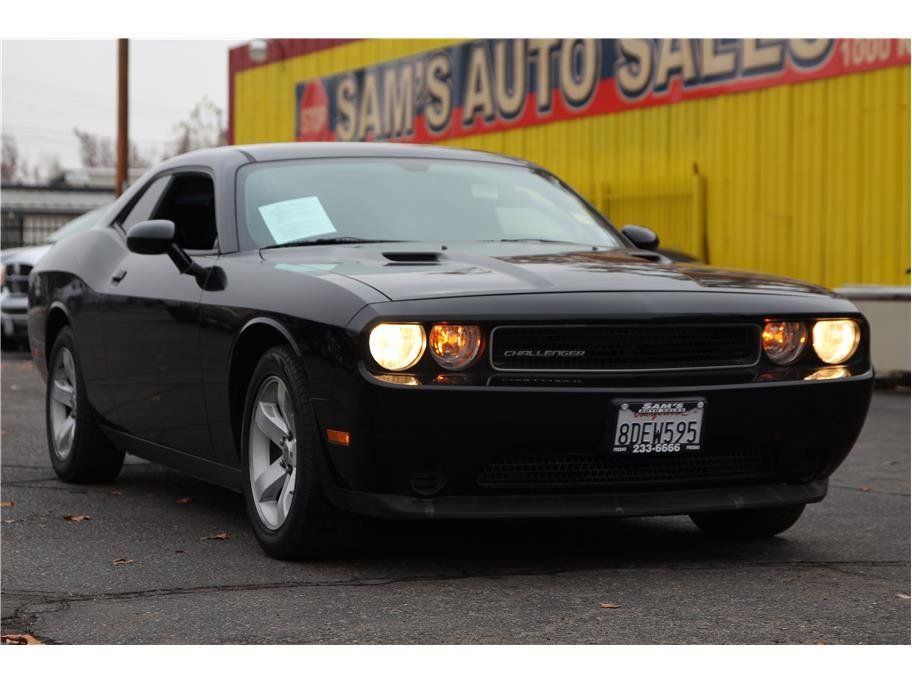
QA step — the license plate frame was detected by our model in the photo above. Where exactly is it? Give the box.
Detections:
[610,398,706,455]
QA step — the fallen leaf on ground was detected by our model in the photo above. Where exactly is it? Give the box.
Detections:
[111,558,133,566]
[63,514,91,522]
[1,633,44,645]
[201,531,229,541]
[859,486,872,492]
[176,497,192,504]
[599,602,621,609]
[0,501,13,508]
[898,593,910,600]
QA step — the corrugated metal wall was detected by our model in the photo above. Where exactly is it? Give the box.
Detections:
[233,40,910,288]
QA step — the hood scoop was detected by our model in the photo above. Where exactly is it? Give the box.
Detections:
[381,251,445,265]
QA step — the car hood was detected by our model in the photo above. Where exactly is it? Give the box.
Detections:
[3,244,51,268]
[259,242,835,301]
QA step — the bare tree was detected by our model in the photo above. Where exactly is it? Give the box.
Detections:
[73,128,153,171]
[41,155,65,185]
[129,142,152,169]
[73,128,115,168]
[168,96,227,157]
[2,134,20,182]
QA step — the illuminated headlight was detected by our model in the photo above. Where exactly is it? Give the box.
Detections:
[368,323,426,371]
[762,321,808,365]
[428,324,482,370]
[812,319,860,365]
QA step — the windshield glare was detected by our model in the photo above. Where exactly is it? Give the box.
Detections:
[239,158,622,250]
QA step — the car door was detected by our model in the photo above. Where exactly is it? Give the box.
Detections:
[102,170,219,460]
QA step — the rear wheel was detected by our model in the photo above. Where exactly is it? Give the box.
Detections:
[46,327,124,483]
[689,504,806,538]
[240,345,349,559]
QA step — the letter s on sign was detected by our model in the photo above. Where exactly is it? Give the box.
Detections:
[425,53,452,134]
[616,39,653,99]
[335,74,358,142]
[788,39,834,69]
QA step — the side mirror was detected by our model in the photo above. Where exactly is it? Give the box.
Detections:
[127,220,174,255]
[621,224,660,251]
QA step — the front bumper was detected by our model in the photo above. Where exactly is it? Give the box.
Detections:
[313,368,873,519]
[327,479,828,520]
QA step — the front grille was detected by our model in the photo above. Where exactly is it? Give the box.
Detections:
[490,324,760,371]
[477,450,773,490]
[4,263,32,294]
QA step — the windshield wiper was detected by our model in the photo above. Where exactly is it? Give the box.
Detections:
[489,238,595,246]
[260,237,402,250]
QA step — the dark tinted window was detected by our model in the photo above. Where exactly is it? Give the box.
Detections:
[120,176,171,230]
[152,174,217,251]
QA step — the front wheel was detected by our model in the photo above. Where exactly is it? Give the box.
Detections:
[240,345,350,559]
[46,327,124,483]
[689,503,806,538]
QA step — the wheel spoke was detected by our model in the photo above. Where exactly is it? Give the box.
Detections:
[274,474,294,527]
[51,380,75,408]
[255,400,289,446]
[276,382,294,438]
[55,415,75,454]
[252,458,286,502]
[61,351,76,385]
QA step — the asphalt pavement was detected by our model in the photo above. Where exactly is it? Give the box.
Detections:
[1,348,909,644]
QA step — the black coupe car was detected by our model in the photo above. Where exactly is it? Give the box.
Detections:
[27,143,873,559]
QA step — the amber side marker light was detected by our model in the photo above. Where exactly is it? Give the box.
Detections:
[326,429,351,447]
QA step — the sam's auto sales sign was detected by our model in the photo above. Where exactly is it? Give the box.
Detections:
[296,38,910,142]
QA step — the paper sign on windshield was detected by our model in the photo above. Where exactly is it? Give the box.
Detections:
[258,196,336,244]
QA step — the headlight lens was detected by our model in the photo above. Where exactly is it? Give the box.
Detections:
[762,321,808,365]
[428,324,482,370]
[813,319,860,364]
[368,323,426,371]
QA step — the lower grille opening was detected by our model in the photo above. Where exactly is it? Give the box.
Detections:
[477,450,773,490]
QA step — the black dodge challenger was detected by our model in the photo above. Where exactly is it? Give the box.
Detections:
[27,143,873,558]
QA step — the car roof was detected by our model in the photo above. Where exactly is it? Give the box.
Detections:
[161,142,533,169]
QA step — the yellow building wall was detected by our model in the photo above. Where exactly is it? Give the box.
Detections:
[233,40,910,289]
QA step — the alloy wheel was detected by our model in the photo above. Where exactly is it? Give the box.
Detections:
[49,347,78,460]
[248,375,297,530]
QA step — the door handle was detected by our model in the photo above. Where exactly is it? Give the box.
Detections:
[111,269,128,284]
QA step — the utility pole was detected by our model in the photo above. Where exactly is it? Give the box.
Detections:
[115,38,129,197]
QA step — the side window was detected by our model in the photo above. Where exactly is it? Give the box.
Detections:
[151,174,217,251]
[119,176,171,231]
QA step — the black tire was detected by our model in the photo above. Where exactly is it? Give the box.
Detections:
[46,327,125,483]
[240,344,350,560]
[689,503,806,538]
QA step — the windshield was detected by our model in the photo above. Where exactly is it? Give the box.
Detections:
[238,158,623,250]
[47,205,108,244]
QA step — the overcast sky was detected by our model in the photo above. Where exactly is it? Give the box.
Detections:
[1,39,239,174]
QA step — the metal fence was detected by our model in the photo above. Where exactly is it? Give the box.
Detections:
[1,211,83,249]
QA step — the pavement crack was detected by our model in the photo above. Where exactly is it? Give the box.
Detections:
[4,559,909,613]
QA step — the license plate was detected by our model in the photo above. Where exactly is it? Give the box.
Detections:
[611,399,705,454]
